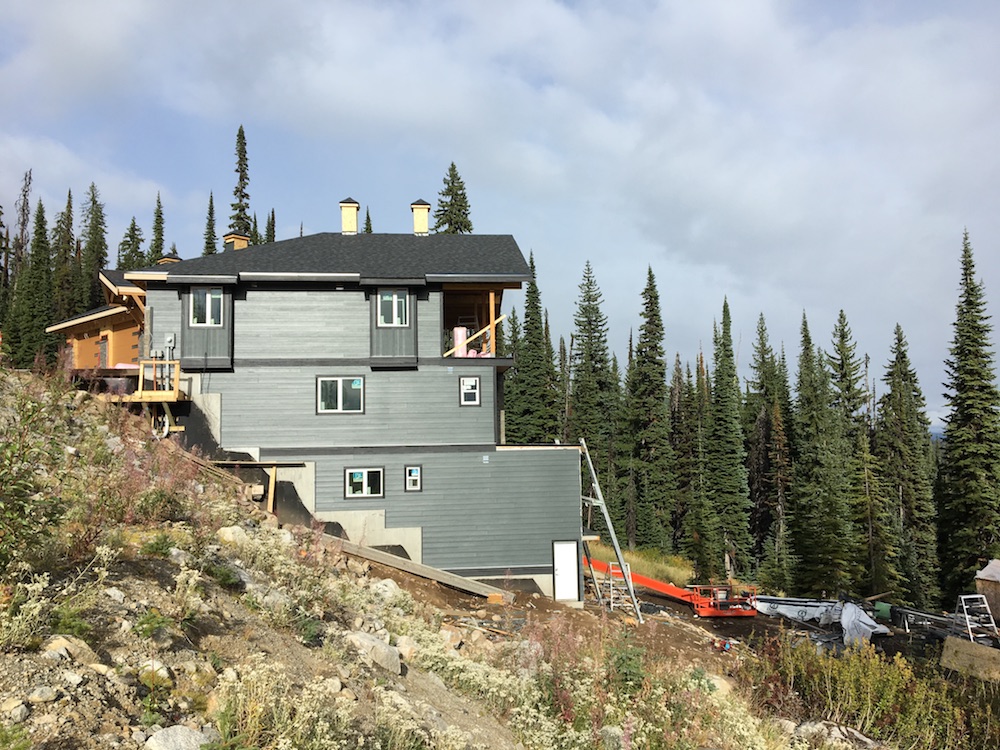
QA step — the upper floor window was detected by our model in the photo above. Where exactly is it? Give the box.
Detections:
[317,376,365,413]
[190,287,223,327]
[377,288,409,327]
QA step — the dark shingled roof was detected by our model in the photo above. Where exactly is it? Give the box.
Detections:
[140,233,531,283]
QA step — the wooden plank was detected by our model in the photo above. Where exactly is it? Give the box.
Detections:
[941,636,1000,682]
[334,537,514,604]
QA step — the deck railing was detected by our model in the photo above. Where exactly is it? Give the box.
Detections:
[442,314,507,358]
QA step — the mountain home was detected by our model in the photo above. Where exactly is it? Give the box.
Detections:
[125,199,583,599]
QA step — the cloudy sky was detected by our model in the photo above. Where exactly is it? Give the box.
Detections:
[3,0,999,424]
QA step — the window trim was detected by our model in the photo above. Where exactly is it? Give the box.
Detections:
[316,376,366,414]
[189,286,224,327]
[459,376,481,406]
[376,288,409,328]
[404,465,422,492]
[345,467,384,498]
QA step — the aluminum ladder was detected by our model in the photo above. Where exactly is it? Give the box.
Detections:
[954,594,999,641]
[580,438,643,623]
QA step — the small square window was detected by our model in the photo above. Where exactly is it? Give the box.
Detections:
[318,377,365,413]
[377,288,408,327]
[190,287,223,327]
[345,468,383,497]
[405,466,422,492]
[460,376,480,406]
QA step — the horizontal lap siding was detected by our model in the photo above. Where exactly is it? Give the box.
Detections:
[211,365,497,448]
[147,288,182,353]
[304,448,581,571]
[234,289,369,359]
[417,292,443,357]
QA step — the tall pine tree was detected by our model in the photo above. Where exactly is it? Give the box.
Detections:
[874,324,940,607]
[265,209,276,243]
[706,299,752,576]
[230,124,251,236]
[50,190,81,322]
[147,193,165,264]
[432,162,473,234]
[203,192,217,256]
[116,217,146,271]
[503,254,559,444]
[936,231,1000,601]
[624,268,675,550]
[79,183,108,309]
[4,200,55,367]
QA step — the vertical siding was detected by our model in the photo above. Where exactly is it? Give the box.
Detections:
[301,446,581,571]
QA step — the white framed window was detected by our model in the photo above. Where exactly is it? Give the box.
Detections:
[460,376,480,406]
[317,376,365,413]
[190,287,223,327]
[405,465,422,492]
[377,288,409,327]
[345,468,383,497]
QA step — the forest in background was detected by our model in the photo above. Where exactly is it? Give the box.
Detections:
[2,128,999,612]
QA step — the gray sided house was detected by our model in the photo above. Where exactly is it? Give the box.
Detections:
[127,201,582,598]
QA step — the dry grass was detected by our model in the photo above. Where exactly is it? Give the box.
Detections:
[586,540,694,586]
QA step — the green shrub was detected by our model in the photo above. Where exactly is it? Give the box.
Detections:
[141,532,174,557]
[134,609,175,639]
[0,724,31,750]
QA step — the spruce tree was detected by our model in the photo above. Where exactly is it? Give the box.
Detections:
[116,217,146,271]
[432,162,473,234]
[203,192,217,256]
[791,314,858,596]
[147,192,164,264]
[0,204,8,326]
[624,268,675,550]
[828,310,869,436]
[503,255,559,443]
[50,190,80,322]
[874,324,940,607]
[569,263,615,473]
[363,208,372,234]
[849,429,902,598]
[4,200,55,367]
[265,209,276,243]
[250,213,261,245]
[706,299,752,576]
[758,400,796,593]
[230,124,251,236]
[79,183,108,309]
[936,231,1000,601]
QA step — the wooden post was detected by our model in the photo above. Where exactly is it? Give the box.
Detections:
[266,466,277,514]
[488,290,496,355]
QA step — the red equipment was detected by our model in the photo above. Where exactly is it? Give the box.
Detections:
[585,557,757,618]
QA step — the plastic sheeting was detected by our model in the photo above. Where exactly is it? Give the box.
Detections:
[756,596,890,645]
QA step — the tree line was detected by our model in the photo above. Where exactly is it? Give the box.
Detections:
[503,234,1000,610]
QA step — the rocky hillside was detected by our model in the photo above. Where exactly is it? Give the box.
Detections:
[0,370,873,750]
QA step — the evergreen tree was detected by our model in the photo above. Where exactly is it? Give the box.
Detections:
[203,192,217,256]
[432,162,473,234]
[147,192,164,264]
[504,254,559,443]
[936,231,1000,601]
[230,124,251,236]
[50,190,80,322]
[266,208,276,243]
[250,213,262,245]
[116,217,146,271]
[874,324,940,607]
[791,314,858,596]
[557,335,571,443]
[569,261,616,462]
[4,200,55,367]
[624,268,675,550]
[0,204,8,326]
[849,429,902,598]
[79,183,108,309]
[828,310,868,436]
[706,299,752,576]
[363,208,372,234]
[758,399,796,593]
